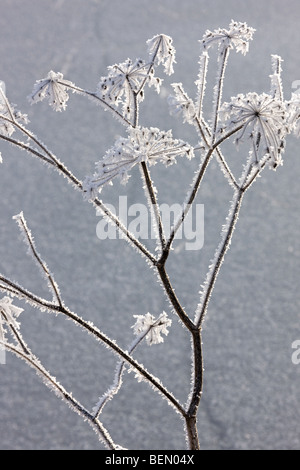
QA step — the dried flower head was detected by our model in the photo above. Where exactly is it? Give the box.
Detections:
[201,20,255,56]
[96,58,161,119]
[132,312,172,345]
[147,34,176,75]
[28,71,74,111]
[83,126,194,198]
[219,92,291,168]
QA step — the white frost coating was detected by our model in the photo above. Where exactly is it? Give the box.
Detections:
[0,18,300,451]
[92,312,170,418]
[218,92,291,168]
[200,20,255,56]
[83,126,194,198]
[195,51,209,121]
[168,83,196,124]
[96,58,161,120]
[28,71,75,111]
[147,34,176,75]
[132,311,172,345]
[270,55,284,102]
[0,296,23,343]
[12,211,63,306]
[0,84,28,137]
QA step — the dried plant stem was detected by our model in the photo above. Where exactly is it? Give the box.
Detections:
[196,188,244,328]
[140,160,166,249]
[0,340,119,449]
[0,272,184,416]
[57,81,133,127]
[212,47,230,142]
[0,118,157,264]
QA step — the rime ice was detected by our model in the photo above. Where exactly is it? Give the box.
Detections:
[201,20,255,56]
[83,126,194,197]
[132,312,172,345]
[28,71,74,111]
[0,296,23,343]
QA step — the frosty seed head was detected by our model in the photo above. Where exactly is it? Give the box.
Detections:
[132,312,172,345]
[146,34,176,75]
[28,71,74,111]
[96,57,162,121]
[201,20,255,56]
[83,126,194,198]
[219,92,291,168]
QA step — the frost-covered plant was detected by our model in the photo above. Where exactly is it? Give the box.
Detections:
[0,22,299,450]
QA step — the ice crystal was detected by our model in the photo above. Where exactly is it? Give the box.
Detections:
[83,126,194,198]
[168,83,196,124]
[201,20,255,56]
[0,85,28,136]
[28,71,74,111]
[132,312,172,345]
[0,296,23,342]
[219,92,291,168]
[147,34,176,75]
[96,57,162,121]
[269,55,284,102]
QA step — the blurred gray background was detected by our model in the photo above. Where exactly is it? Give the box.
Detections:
[0,0,299,450]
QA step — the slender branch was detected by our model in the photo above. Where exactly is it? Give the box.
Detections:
[185,416,200,450]
[196,187,244,329]
[93,324,153,419]
[14,212,63,307]
[184,329,203,449]
[140,161,166,250]
[92,197,156,264]
[162,124,243,258]
[0,117,156,264]
[57,81,133,127]
[162,148,213,257]
[136,35,163,95]
[196,52,209,123]
[0,275,61,312]
[242,154,271,191]
[0,309,30,355]
[156,264,195,332]
[0,340,119,449]
[0,273,185,415]
[59,304,185,415]
[0,132,55,166]
[0,87,15,122]
[212,47,230,142]
[132,72,166,252]
[187,329,203,416]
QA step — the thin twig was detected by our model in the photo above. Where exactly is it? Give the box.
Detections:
[140,160,166,250]
[0,273,185,416]
[93,324,153,419]
[0,132,55,166]
[57,81,133,127]
[0,340,119,449]
[212,47,230,142]
[14,212,63,307]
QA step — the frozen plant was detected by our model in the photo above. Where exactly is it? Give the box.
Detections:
[0,22,299,450]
